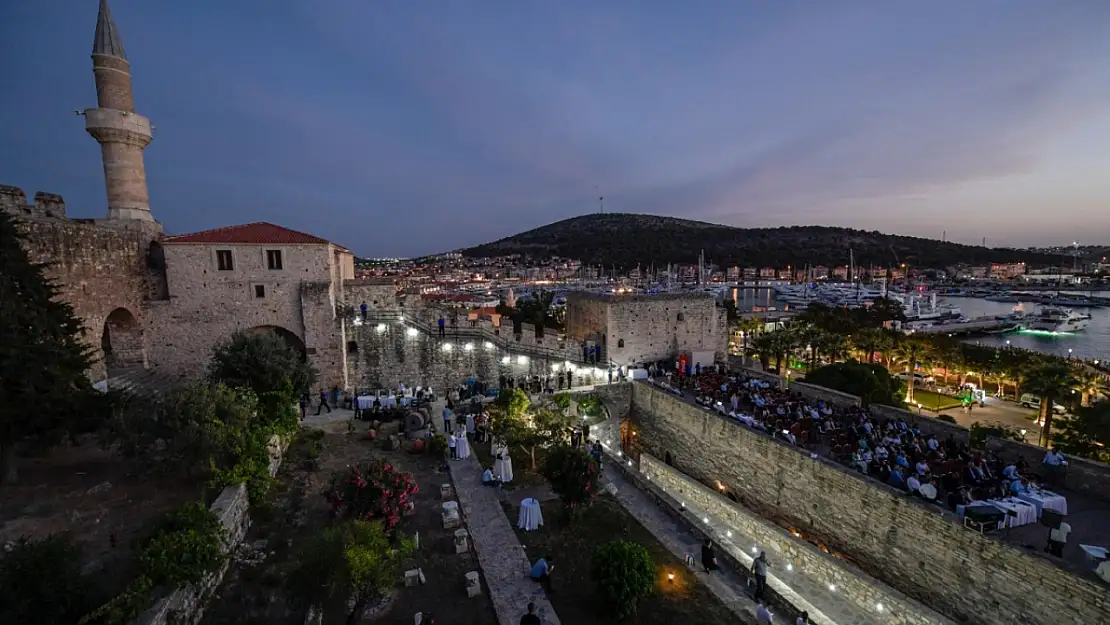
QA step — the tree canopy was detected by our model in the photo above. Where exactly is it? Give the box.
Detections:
[208,331,317,397]
[805,361,903,407]
[0,212,106,482]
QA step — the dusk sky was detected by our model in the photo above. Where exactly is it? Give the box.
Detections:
[3,1,1110,257]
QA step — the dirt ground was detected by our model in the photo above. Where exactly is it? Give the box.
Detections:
[0,441,203,594]
[202,419,499,625]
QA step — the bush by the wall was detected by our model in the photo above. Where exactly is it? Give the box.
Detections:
[591,539,655,620]
[0,534,99,625]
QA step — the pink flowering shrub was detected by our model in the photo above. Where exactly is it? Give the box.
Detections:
[326,460,420,530]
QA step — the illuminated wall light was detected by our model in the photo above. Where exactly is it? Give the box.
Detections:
[464,342,474,351]
[787,564,793,571]
[702,517,709,524]
[405,327,418,338]
[726,530,732,537]
[375,323,386,333]
[442,343,453,352]
[501,356,511,364]
[751,547,758,554]
[517,355,529,365]
[352,317,363,326]
[617,450,623,457]
[627,460,632,467]
[828,584,836,592]
[876,603,884,612]
[484,341,494,350]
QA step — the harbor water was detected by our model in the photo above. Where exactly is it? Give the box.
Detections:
[731,287,1110,362]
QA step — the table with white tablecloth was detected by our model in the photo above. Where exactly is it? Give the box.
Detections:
[984,498,1038,528]
[518,497,543,531]
[466,414,475,435]
[1016,490,1068,517]
[494,445,514,483]
[454,432,471,460]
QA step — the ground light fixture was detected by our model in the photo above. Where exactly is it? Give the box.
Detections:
[375,323,386,333]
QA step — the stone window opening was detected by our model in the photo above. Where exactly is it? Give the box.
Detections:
[254,284,266,298]
[346,340,358,354]
[617,339,625,348]
[266,249,283,270]
[216,249,234,271]
[677,312,685,321]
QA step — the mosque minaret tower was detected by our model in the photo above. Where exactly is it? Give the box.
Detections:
[83,0,156,223]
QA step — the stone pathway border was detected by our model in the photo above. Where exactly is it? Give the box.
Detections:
[449,451,561,625]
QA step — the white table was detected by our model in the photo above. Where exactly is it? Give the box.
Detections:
[466,414,476,434]
[455,433,471,460]
[1017,490,1068,517]
[1080,544,1107,571]
[356,396,375,410]
[495,446,514,483]
[518,498,543,531]
[984,498,1038,528]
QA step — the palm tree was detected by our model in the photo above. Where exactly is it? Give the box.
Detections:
[737,317,764,353]
[1022,362,1078,447]
[891,337,925,404]
[851,327,888,364]
[1072,367,1105,407]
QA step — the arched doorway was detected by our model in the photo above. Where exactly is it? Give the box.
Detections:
[101,307,146,374]
[245,325,308,361]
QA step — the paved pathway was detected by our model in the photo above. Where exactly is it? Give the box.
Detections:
[449,451,560,625]
[602,457,886,625]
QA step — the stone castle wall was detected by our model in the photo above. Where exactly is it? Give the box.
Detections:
[791,381,862,409]
[639,453,952,625]
[5,187,158,381]
[627,382,1110,625]
[565,292,728,367]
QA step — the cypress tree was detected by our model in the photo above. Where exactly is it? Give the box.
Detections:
[0,212,98,482]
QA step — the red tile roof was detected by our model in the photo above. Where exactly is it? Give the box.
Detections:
[163,222,348,250]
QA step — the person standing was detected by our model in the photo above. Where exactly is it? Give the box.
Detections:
[701,539,718,573]
[315,389,331,415]
[1048,517,1072,557]
[751,551,769,601]
[448,432,457,460]
[438,316,446,337]
[519,602,542,625]
[299,393,309,421]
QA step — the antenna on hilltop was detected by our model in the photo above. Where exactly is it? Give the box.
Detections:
[599,196,605,214]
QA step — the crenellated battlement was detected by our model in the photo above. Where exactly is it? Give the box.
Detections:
[0,184,68,220]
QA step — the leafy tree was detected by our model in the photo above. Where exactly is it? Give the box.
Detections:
[891,337,928,404]
[0,212,105,483]
[850,327,892,365]
[0,534,99,625]
[496,387,530,419]
[1052,401,1110,462]
[577,394,604,418]
[591,539,655,620]
[542,445,601,516]
[1071,368,1105,408]
[209,331,317,398]
[1022,362,1077,447]
[287,520,414,625]
[553,392,572,412]
[805,361,903,407]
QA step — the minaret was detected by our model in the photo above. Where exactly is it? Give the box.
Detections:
[84,0,155,222]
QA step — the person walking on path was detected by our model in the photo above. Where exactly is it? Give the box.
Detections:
[751,551,769,601]
[701,539,718,573]
[315,389,331,415]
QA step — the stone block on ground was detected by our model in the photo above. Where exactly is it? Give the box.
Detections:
[404,569,420,587]
[454,528,469,554]
[465,571,481,598]
[442,511,460,529]
[440,483,453,500]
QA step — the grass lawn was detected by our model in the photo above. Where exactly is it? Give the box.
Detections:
[514,497,737,625]
[909,389,964,412]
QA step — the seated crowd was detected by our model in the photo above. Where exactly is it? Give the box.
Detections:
[650,367,1061,515]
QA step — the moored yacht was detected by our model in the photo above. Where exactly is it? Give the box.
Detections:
[1025,307,1091,333]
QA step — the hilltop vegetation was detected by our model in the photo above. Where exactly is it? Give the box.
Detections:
[460,213,1059,269]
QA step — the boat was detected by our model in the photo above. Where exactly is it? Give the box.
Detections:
[1024,307,1092,333]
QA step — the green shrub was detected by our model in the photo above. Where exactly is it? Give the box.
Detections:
[0,534,98,625]
[591,540,655,619]
[83,502,227,625]
[578,394,604,417]
[427,433,449,459]
[553,393,572,410]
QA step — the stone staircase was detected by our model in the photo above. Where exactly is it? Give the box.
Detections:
[105,367,189,399]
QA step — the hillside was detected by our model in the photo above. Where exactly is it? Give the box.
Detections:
[459,213,1059,269]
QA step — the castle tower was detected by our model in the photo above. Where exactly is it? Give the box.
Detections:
[84,0,155,222]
